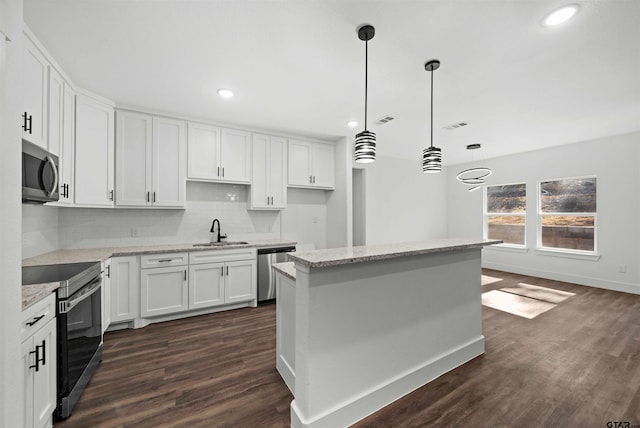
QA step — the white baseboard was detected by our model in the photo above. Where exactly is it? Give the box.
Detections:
[290,336,485,428]
[483,261,640,295]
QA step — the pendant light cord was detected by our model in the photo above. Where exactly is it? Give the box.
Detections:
[430,68,434,149]
[364,39,369,131]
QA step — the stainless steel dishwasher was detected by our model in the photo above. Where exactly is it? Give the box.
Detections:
[257,245,296,304]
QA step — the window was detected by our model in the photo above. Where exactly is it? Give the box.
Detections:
[539,177,596,252]
[485,183,526,246]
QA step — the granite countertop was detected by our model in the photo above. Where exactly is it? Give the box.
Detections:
[22,239,298,266]
[273,262,296,281]
[288,238,502,269]
[21,239,297,310]
[22,282,59,310]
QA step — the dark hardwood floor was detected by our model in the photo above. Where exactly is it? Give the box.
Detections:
[57,270,640,428]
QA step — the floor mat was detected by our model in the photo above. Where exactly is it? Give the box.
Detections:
[482,275,504,286]
[481,290,557,319]
[500,282,576,304]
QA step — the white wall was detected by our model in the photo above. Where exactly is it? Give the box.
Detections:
[22,204,59,258]
[361,155,448,245]
[281,188,328,250]
[1,1,25,424]
[326,136,352,249]
[447,132,640,294]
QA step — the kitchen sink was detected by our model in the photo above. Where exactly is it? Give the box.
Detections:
[193,241,249,247]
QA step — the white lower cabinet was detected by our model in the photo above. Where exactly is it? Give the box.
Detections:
[141,264,189,317]
[188,248,257,310]
[22,294,57,428]
[101,259,112,334]
[188,262,224,310]
[109,249,257,327]
[110,256,140,323]
[225,260,256,303]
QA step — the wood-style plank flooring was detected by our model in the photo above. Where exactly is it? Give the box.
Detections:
[57,270,640,427]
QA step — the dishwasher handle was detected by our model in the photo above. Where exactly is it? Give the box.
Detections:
[257,246,296,255]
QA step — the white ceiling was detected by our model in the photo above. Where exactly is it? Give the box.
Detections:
[24,0,640,165]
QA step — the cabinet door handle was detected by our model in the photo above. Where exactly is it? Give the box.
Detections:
[110,189,115,201]
[26,314,45,327]
[222,167,224,177]
[309,175,312,183]
[22,112,33,134]
[220,267,224,277]
[40,340,46,367]
[217,166,220,177]
[29,341,45,372]
[157,259,172,263]
[226,266,229,276]
[29,349,39,372]
[184,270,187,281]
[153,192,156,203]
[313,176,316,184]
[107,265,111,278]
[147,191,150,202]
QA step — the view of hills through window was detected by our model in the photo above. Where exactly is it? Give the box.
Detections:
[486,184,526,245]
[540,177,596,251]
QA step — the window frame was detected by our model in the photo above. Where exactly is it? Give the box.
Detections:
[537,175,598,256]
[483,182,527,249]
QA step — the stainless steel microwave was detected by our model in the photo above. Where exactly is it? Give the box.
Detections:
[22,139,59,203]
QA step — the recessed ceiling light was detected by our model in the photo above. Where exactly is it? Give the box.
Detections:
[217,89,234,99]
[543,4,579,27]
[347,121,358,128]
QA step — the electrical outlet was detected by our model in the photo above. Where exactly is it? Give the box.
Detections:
[618,265,627,274]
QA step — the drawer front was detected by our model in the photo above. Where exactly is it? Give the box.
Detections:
[140,252,189,269]
[21,293,56,342]
[189,248,256,265]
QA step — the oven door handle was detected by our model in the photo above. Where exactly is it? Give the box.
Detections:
[59,276,102,314]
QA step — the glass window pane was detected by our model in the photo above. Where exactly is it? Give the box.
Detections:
[487,215,525,245]
[540,178,596,213]
[541,215,595,251]
[487,184,526,213]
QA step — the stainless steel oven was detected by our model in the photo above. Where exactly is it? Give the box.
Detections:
[22,261,103,421]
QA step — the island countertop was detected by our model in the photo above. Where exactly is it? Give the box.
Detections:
[288,237,501,268]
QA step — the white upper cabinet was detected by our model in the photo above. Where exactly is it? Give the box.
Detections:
[74,92,115,207]
[153,117,187,207]
[115,111,151,207]
[47,66,64,157]
[116,111,186,208]
[22,32,48,149]
[250,133,287,210]
[288,139,335,189]
[220,128,251,183]
[187,123,250,184]
[187,122,220,180]
[311,142,335,188]
[57,83,75,204]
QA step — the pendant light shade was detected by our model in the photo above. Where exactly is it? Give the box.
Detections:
[355,24,376,164]
[423,59,442,173]
[456,144,492,189]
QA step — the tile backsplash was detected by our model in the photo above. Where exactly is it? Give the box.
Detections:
[58,182,281,249]
[22,182,328,258]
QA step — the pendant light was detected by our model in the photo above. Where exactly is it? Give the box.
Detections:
[355,24,376,163]
[456,144,492,191]
[423,59,442,173]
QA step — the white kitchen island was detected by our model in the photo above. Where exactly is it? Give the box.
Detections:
[274,238,501,428]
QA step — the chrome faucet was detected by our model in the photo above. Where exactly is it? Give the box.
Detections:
[210,218,226,243]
